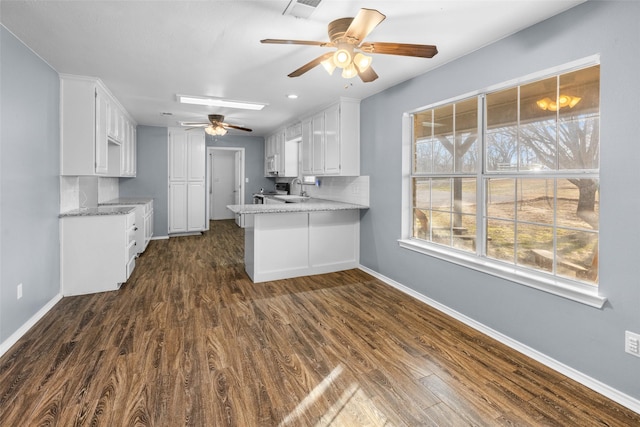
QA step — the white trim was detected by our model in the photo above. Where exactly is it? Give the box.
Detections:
[0,293,63,358]
[358,265,640,415]
[398,238,606,308]
[151,235,169,241]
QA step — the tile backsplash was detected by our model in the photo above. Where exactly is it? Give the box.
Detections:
[302,175,369,206]
[60,176,119,212]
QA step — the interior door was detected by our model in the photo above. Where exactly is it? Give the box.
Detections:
[211,150,236,220]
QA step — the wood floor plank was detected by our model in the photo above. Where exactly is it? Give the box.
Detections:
[0,219,638,426]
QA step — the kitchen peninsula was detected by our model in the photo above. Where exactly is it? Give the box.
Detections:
[227,199,367,282]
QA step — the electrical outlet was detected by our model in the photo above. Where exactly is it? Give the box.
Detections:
[625,331,640,357]
[17,283,23,300]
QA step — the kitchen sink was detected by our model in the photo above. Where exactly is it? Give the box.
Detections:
[273,195,311,203]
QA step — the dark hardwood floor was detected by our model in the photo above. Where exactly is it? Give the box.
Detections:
[1,220,638,426]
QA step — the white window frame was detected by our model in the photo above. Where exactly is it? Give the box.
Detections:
[398,56,606,308]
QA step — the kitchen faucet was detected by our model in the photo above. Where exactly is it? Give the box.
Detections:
[290,177,305,196]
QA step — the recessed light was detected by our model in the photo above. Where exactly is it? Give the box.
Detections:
[177,95,267,110]
[287,94,298,99]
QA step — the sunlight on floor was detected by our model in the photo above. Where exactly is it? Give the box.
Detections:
[279,364,388,426]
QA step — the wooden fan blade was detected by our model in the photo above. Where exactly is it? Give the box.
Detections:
[288,52,334,77]
[185,126,206,131]
[224,124,253,132]
[358,66,378,83]
[359,41,438,58]
[261,39,334,48]
[344,8,386,44]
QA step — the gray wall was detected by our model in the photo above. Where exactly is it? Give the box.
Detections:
[206,133,272,204]
[360,1,640,400]
[0,26,60,342]
[119,125,168,237]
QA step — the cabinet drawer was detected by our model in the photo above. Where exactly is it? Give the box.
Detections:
[127,241,137,261]
[125,211,135,228]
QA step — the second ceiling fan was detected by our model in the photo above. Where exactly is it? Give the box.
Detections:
[261,8,438,83]
[183,114,252,136]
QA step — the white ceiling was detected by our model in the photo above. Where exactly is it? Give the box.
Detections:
[1,0,584,137]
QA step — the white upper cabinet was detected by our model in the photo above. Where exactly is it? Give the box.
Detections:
[301,119,313,175]
[264,127,299,177]
[60,74,137,177]
[300,98,360,176]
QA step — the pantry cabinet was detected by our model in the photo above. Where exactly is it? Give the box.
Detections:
[300,98,360,176]
[168,128,206,234]
[60,74,137,177]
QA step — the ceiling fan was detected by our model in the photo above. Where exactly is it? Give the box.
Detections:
[261,8,438,83]
[183,114,252,136]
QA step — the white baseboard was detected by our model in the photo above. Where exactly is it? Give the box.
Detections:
[358,265,640,415]
[151,235,169,241]
[0,293,63,358]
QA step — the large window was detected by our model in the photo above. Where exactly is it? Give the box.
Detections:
[407,62,600,297]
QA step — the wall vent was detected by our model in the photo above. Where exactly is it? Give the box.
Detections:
[282,0,322,19]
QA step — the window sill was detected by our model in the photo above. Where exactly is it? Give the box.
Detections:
[397,239,607,309]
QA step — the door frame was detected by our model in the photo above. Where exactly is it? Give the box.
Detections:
[206,146,245,226]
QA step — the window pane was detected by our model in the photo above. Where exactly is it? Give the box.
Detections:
[517,178,554,225]
[556,178,599,230]
[413,178,430,209]
[414,138,433,173]
[486,88,518,172]
[432,211,451,246]
[413,208,430,240]
[455,98,478,173]
[453,178,476,215]
[520,77,558,171]
[433,105,454,172]
[486,219,514,263]
[486,178,515,220]
[517,224,553,271]
[452,214,477,252]
[557,228,598,284]
[558,66,600,170]
[414,110,433,173]
[432,178,451,210]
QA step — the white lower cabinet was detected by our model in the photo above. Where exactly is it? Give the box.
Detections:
[60,211,136,296]
[244,209,359,283]
[103,200,154,255]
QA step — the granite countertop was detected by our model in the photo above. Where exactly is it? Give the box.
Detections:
[100,197,153,205]
[227,198,368,215]
[59,206,136,218]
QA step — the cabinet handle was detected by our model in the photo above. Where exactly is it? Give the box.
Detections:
[134,227,138,231]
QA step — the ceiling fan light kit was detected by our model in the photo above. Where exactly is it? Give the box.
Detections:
[205,125,227,136]
[261,8,438,83]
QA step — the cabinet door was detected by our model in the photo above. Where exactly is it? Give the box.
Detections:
[187,181,206,231]
[301,119,313,174]
[94,88,109,174]
[131,127,137,176]
[311,113,325,174]
[169,182,188,233]
[324,104,341,174]
[187,131,205,181]
[169,130,187,181]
